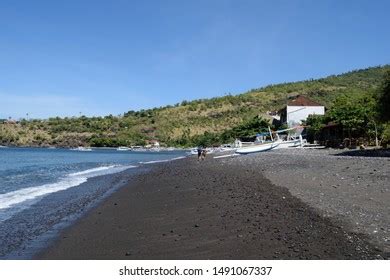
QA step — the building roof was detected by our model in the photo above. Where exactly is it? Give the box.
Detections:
[287,95,323,107]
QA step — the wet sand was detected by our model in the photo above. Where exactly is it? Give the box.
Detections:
[36,150,388,259]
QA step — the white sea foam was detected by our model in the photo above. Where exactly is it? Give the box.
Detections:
[170,156,186,160]
[0,177,87,210]
[68,165,136,177]
[68,166,116,177]
[0,165,137,211]
[140,159,170,164]
[139,156,186,165]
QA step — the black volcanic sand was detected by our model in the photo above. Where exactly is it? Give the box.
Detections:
[36,156,383,259]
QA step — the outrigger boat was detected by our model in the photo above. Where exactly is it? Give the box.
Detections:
[190,148,198,155]
[273,126,305,149]
[235,126,305,154]
[236,127,281,154]
[235,141,281,154]
[71,146,92,152]
[189,147,215,155]
[117,146,132,151]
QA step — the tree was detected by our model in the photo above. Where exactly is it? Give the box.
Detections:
[377,70,390,122]
[220,116,270,142]
[191,131,221,147]
[328,93,377,143]
[305,114,326,141]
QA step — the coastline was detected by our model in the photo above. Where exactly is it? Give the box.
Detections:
[0,148,188,259]
[36,149,388,259]
[0,165,151,259]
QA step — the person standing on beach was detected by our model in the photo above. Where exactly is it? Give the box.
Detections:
[197,146,203,161]
[201,148,207,160]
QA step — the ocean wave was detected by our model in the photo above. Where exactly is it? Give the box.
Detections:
[0,164,137,212]
[68,165,137,177]
[0,177,86,210]
[139,159,170,164]
[139,156,186,165]
[170,156,186,160]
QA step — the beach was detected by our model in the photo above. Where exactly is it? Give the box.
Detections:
[36,148,389,260]
[0,148,187,259]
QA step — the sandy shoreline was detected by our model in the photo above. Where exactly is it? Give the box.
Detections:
[256,149,390,254]
[35,148,389,259]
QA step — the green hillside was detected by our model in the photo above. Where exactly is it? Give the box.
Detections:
[1,65,389,147]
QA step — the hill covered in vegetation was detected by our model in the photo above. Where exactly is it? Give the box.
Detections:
[1,65,389,147]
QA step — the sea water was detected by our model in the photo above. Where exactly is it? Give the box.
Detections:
[0,147,186,258]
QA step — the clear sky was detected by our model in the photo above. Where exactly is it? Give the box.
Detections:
[1,0,389,119]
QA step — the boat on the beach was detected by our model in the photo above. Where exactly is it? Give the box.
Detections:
[218,144,235,152]
[70,146,92,152]
[189,147,215,155]
[274,136,303,149]
[0,145,7,148]
[235,140,281,154]
[235,126,286,154]
[273,126,305,149]
[190,148,198,155]
[117,146,131,151]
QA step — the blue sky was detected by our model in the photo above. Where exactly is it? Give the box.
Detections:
[1,0,389,119]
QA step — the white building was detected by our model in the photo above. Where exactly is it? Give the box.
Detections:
[279,95,325,127]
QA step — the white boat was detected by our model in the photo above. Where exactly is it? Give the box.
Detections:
[218,144,235,152]
[273,127,305,149]
[131,146,147,152]
[132,147,147,152]
[190,148,198,155]
[71,146,92,152]
[235,126,281,154]
[274,139,301,149]
[235,126,306,154]
[117,146,131,151]
[189,147,214,155]
[0,145,7,148]
[274,137,303,149]
[219,147,235,152]
[235,140,280,154]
